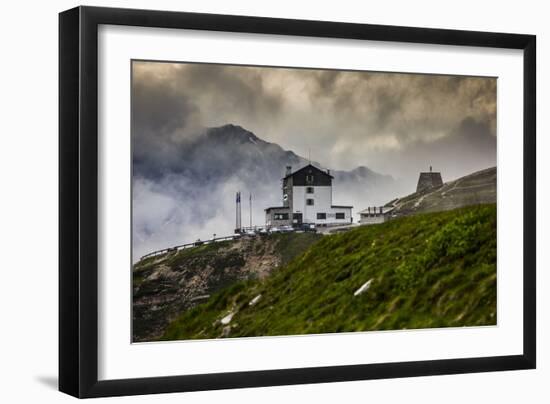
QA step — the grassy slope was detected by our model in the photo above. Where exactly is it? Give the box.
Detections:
[133,232,321,341]
[161,204,497,340]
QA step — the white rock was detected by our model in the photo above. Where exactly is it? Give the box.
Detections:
[354,279,373,296]
[220,312,234,325]
[222,326,231,337]
[249,294,262,306]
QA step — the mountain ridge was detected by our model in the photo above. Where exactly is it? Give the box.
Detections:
[136,123,395,184]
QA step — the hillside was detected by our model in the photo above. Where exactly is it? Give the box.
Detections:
[161,204,497,340]
[387,167,496,217]
[133,232,321,341]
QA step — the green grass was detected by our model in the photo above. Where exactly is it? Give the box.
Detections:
[271,232,323,266]
[160,204,497,340]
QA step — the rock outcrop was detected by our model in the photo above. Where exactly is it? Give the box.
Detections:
[132,232,320,342]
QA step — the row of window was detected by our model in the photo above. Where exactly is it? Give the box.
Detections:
[318,212,346,219]
[284,187,314,195]
[272,212,346,220]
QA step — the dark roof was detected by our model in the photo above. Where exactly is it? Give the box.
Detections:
[283,164,334,180]
[264,206,289,212]
[331,205,353,209]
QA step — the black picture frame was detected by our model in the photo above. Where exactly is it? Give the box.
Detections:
[59,6,536,398]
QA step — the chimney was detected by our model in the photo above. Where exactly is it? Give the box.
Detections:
[430,165,432,173]
[285,166,292,176]
[327,169,330,175]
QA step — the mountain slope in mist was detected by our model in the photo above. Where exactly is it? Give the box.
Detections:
[135,124,395,190]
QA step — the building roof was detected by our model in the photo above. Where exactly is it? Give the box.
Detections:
[264,206,289,212]
[358,206,394,214]
[283,164,334,180]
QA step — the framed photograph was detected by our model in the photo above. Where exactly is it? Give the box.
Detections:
[59,6,536,398]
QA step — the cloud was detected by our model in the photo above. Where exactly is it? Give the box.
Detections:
[131,61,496,259]
[132,61,496,178]
[132,168,282,261]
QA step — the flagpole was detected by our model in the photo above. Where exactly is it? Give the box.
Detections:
[236,191,242,232]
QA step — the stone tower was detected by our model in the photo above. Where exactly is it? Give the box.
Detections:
[416,166,443,193]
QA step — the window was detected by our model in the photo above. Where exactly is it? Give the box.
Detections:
[274,213,289,220]
[306,186,314,194]
[306,174,314,184]
[335,212,345,219]
[317,213,326,220]
[306,199,314,206]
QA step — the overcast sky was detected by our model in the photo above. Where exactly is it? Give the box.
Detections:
[133,60,496,182]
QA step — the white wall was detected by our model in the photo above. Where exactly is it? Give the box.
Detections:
[292,185,332,222]
[0,1,548,403]
[293,186,352,224]
[359,215,386,225]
